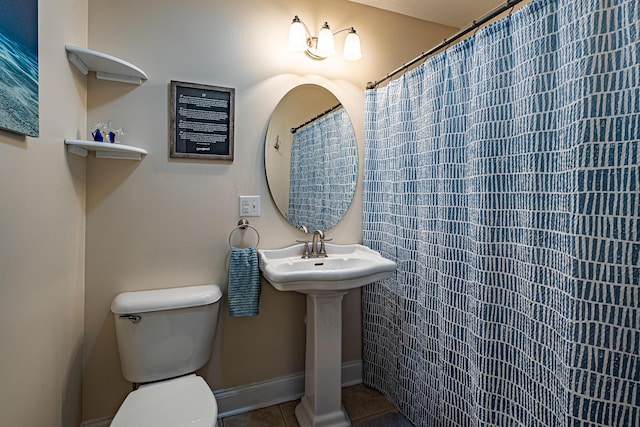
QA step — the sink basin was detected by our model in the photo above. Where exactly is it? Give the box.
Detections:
[257,243,397,294]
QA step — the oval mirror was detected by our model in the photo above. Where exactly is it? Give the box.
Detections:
[265,84,358,232]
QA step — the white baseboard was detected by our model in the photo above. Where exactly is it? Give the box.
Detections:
[80,360,362,425]
[215,359,363,418]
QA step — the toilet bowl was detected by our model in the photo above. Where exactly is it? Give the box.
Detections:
[110,375,217,427]
[110,284,222,427]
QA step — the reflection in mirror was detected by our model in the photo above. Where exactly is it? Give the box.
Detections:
[265,85,358,232]
[288,106,357,231]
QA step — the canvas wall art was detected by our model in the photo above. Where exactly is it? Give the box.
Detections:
[0,0,39,137]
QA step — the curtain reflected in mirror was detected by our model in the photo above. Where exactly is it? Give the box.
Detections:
[288,108,357,231]
[264,84,358,232]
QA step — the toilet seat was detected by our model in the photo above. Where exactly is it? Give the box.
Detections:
[110,374,218,427]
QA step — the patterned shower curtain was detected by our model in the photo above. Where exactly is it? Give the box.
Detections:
[362,0,639,425]
[288,107,357,231]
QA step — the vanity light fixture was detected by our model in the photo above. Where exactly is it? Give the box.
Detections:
[288,15,362,61]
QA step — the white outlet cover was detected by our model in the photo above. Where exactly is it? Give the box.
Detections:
[239,196,261,217]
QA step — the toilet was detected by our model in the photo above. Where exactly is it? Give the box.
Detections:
[109,284,223,427]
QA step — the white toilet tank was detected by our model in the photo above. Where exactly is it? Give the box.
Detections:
[111,284,222,384]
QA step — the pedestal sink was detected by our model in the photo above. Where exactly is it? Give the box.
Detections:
[258,243,397,427]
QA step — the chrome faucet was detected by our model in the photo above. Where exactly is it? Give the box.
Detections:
[311,230,328,258]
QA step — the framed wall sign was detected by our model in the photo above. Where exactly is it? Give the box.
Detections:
[170,80,235,160]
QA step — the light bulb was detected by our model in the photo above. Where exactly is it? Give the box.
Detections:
[316,22,335,57]
[288,16,307,52]
[343,28,362,61]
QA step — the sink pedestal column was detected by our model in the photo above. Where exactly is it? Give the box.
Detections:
[295,291,351,427]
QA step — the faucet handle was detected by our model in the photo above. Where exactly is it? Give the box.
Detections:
[317,238,332,257]
[296,240,311,258]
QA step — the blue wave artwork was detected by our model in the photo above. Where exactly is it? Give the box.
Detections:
[0,0,39,137]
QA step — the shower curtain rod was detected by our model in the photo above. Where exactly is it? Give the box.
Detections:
[290,103,343,134]
[366,0,526,89]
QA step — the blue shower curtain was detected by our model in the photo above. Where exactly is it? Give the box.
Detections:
[288,108,357,231]
[362,0,639,425]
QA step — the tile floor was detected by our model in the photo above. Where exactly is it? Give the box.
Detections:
[220,383,399,427]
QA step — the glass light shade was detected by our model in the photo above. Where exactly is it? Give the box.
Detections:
[316,22,335,57]
[288,17,308,52]
[343,29,362,61]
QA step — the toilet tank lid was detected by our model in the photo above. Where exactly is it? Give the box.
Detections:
[111,284,223,314]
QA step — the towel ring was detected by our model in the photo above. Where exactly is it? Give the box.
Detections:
[228,219,260,248]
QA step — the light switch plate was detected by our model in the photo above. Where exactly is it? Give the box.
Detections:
[239,196,261,217]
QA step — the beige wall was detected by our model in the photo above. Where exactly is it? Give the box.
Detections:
[82,0,456,420]
[0,0,87,426]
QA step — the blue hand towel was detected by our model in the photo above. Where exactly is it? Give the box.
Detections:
[228,246,261,317]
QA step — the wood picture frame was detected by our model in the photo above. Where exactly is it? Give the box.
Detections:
[170,80,235,160]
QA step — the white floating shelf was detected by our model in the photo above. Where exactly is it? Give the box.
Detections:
[65,139,147,160]
[65,45,148,84]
